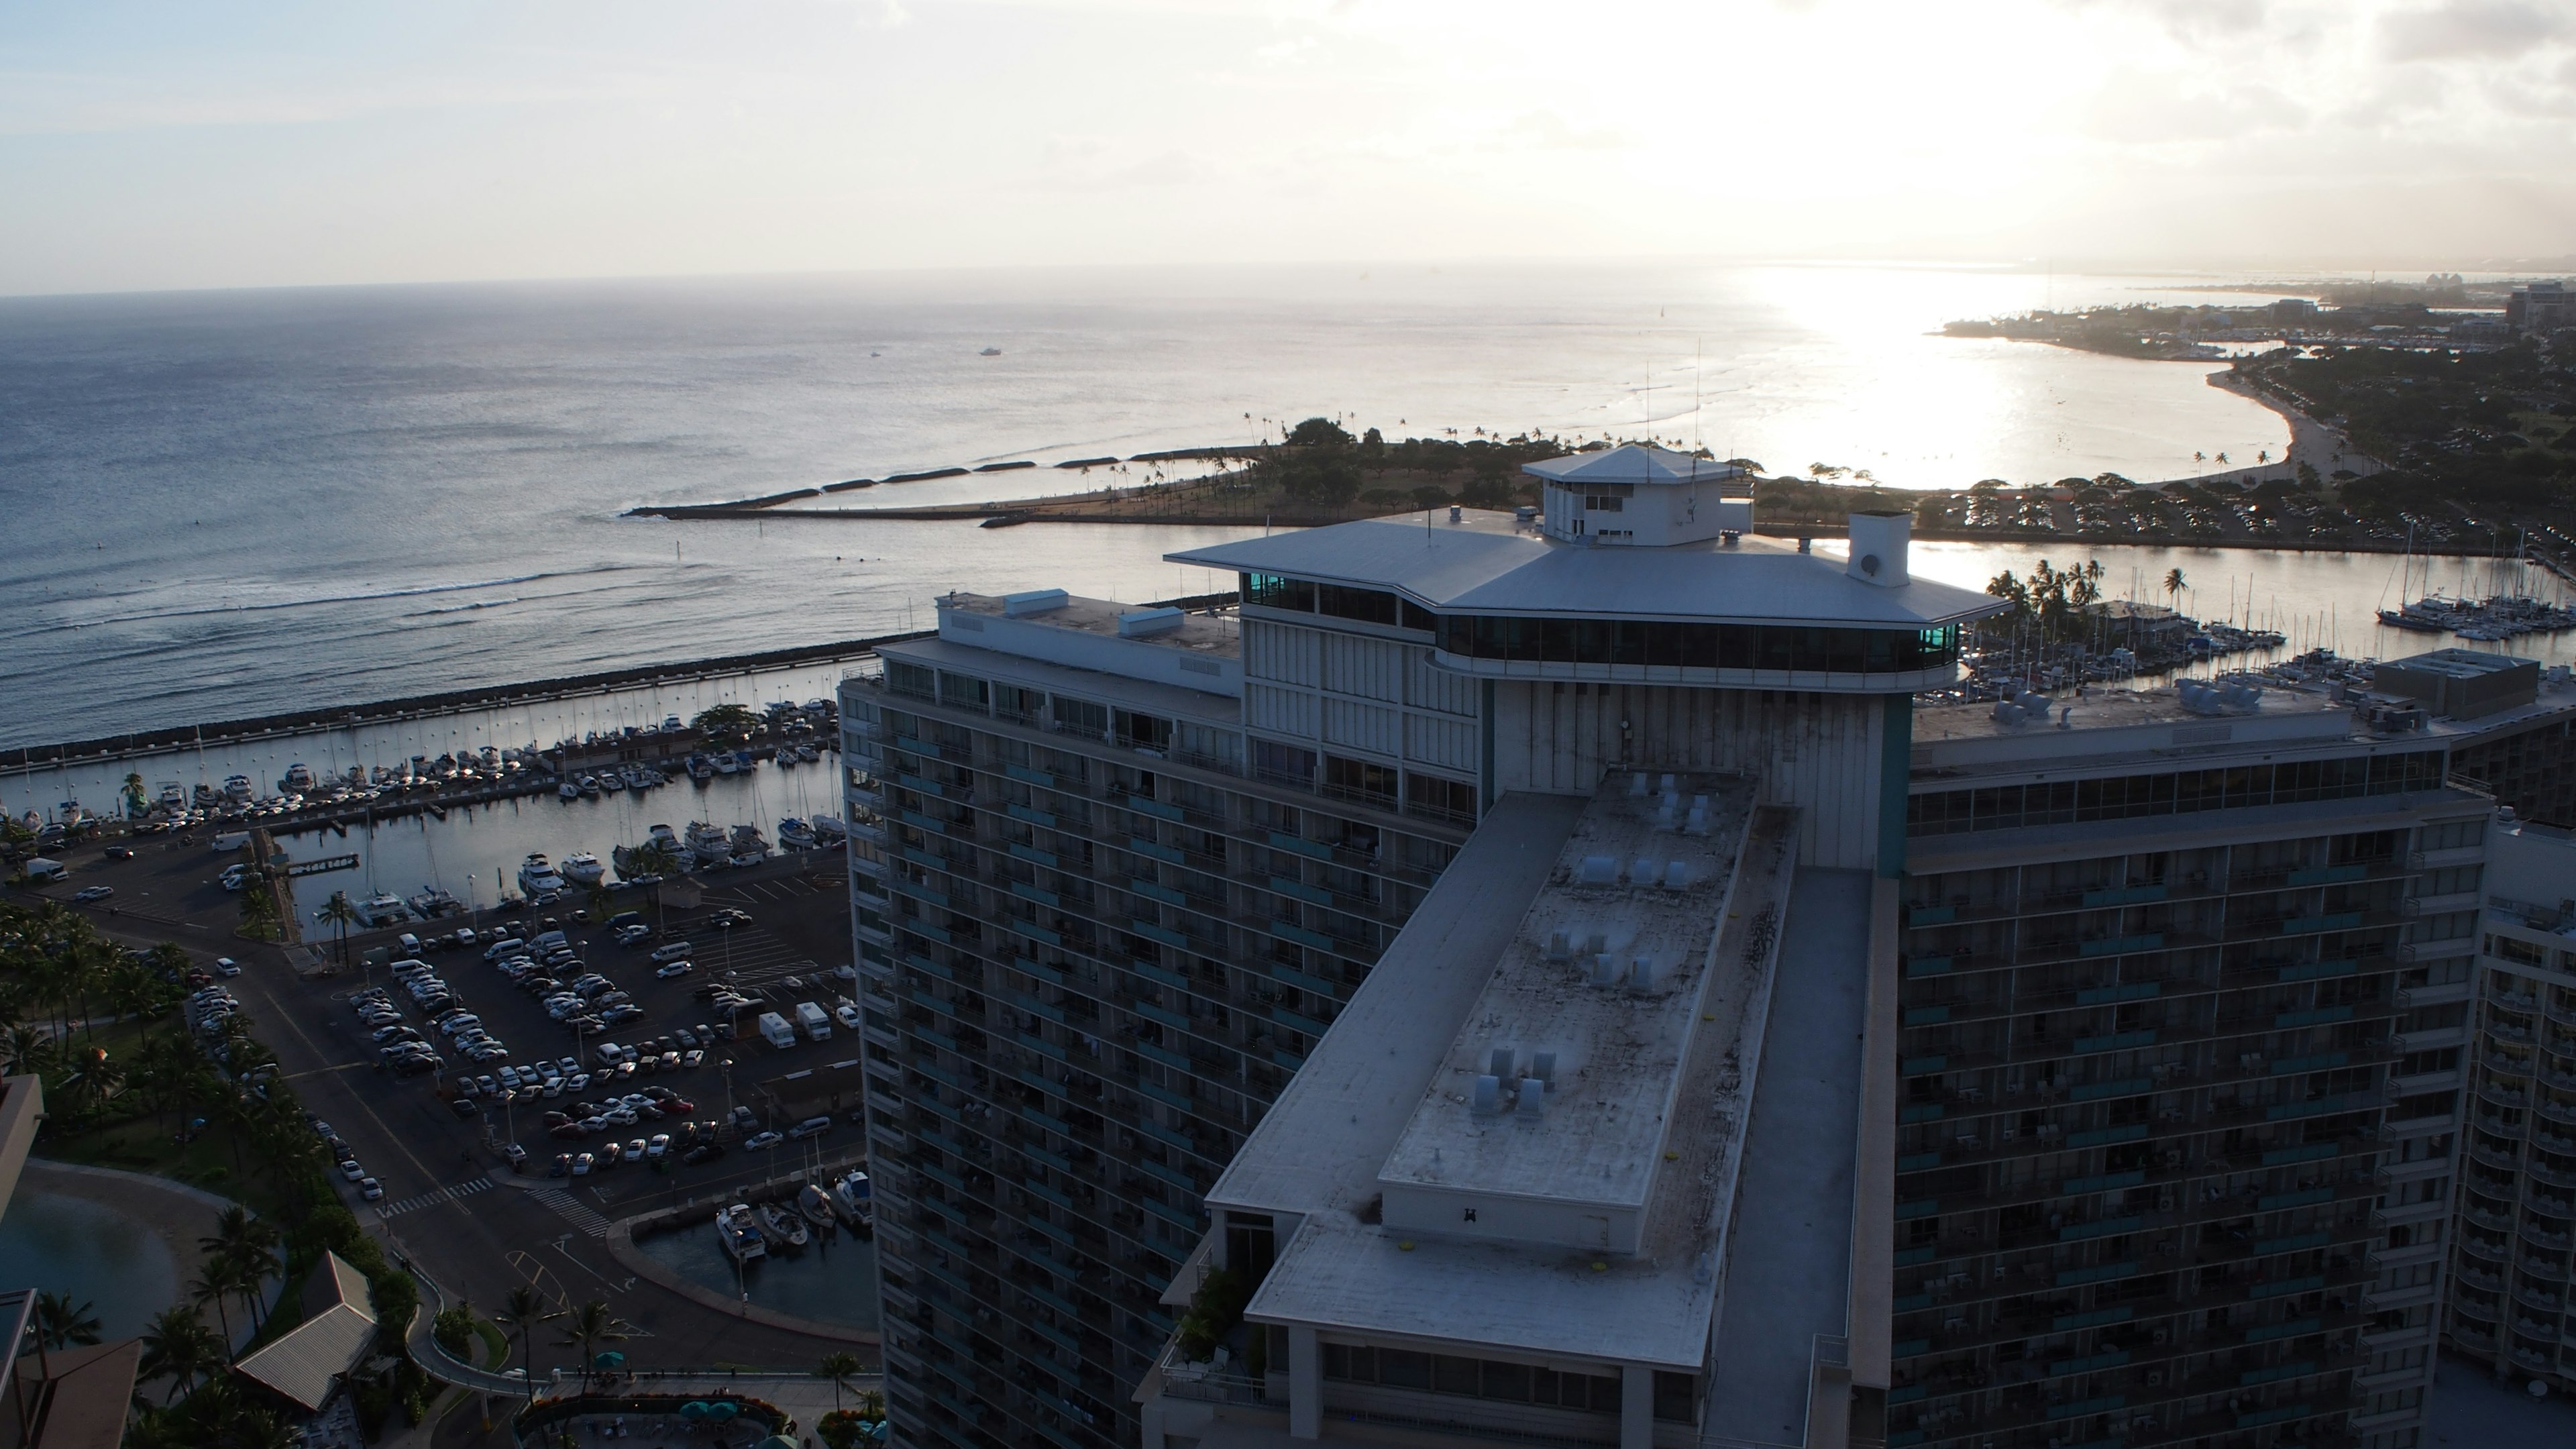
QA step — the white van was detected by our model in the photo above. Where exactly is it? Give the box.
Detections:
[210,830,251,853]
[24,859,67,883]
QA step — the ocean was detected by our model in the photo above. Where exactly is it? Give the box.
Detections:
[0,260,2305,747]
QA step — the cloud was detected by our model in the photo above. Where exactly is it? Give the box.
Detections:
[2379,1,2573,59]
[1487,109,1631,152]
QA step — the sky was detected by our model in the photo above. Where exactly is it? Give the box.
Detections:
[4,0,2575,295]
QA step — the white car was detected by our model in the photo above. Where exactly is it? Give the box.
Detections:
[213,958,243,977]
[833,1003,863,1030]
[653,960,694,979]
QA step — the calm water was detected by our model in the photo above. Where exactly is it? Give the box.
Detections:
[633,1214,879,1331]
[0,1190,180,1341]
[0,262,2298,746]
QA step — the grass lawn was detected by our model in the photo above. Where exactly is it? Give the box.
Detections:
[40,1107,266,1204]
[474,1318,511,1368]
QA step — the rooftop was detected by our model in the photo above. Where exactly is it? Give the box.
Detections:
[231,1250,376,1412]
[1375,774,1760,1236]
[918,590,1243,701]
[1913,683,2357,773]
[936,590,1240,659]
[1165,511,2005,630]
[1226,780,1804,1370]
[1521,443,1748,488]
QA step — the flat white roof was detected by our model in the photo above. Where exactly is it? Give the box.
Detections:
[1377,775,1758,1216]
[1226,782,1805,1370]
[1166,512,2004,629]
[1521,443,1747,488]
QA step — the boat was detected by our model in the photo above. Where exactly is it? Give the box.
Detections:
[621,763,656,790]
[712,753,741,777]
[755,1201,808,1250]
[810,814,848,845]
[2375,608,2447,633]
[682,822,731,868]
[796,1182,838,1231]
[686,755,715,783]
[772,749,794,771]
[222,774,254,802]
[558,782,583,801]
[829,1168,873,1228]
[517,853,568,896]
[279,763,317,794]
[648,822,680,851]
[598,771,625,793]
[559,852,607,888]
[713,1204,767,1265]
[358,893,410,928]
[728,824,771,865]
[794,743,820,763]
[407,887,464,919]
[979,346,1002,356]
[578,775,602,798]
[778,818,817,851]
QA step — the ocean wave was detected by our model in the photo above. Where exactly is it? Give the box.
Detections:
[413,596,522,615]
[80,566,635,626]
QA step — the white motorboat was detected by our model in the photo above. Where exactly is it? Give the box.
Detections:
[755,1201,808,1250]
[772,750,795,771]
[682,822,731,867]
[358,893,410,928]
[407,887,464,919]
[279,763,317,794]
[686,755,714,783]
[796,1182,838,1232]
[598,772,625,793]
[778,818,816,851]
[578,775,602,798]
[714,1204,767,1265]
[794,743,820,763]
[713,754,741,776]
[621,763,656,790]
[648,822,680,851]
[557,782,582,801]
[810,814,848,845]
[517,853,567,896]
[559,852,606,888]
[829,1168,873,1228]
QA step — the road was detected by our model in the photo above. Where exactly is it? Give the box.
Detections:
[19,831,879,1375]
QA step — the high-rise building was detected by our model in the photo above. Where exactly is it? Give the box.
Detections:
[843,443,2576,1449]
[2440,813,2576,1394]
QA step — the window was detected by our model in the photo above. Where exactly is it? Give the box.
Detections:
[994,685,1042,725]
[1321,1344,1623,1413]
[1908,751,2449,837]
[1323,755,1398,809]
[1051,695,1108,741]
[887,661,934,700]
[1252,739,1316,788]
[1438,614,1960,674]
[1116,710,1172,752]
[1405,773,1477,826]
[1317,584,1399,627]
[1242,573,1317,611]
[936,671,988,713]
[1583,493,1625,513]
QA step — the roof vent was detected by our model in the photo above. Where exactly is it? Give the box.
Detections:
[1471,1075,1503,1114]
[1545,929,1572,962]
[1662,861,1690,890]
[1629,857,1656,885]
[1630,955,1660,992]
[1004,588,1069,616]
[1530,1051,1557,1085]
[1627,772,1651,798]
[1515,1079,1546,1118]
[1118,606,1184,637]
[1589,954,1622,989]
[1488,1046,1516,1080]
[1578,856,1619,885]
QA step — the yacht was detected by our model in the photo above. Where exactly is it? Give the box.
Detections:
[682,822,732,868]
[517,853,568,896]
[407,887,464,919]
[777,818,817,851]
[222,774,254,802]
[647,822,680,852]
[598,771,625,793]
[712,753,741,777]
[754,1200,808,1250]
[358,893,410,928]
[559,852,607,888]
[772,749,795,771]
[796,1182,839,1232]
[278,763,318,794]
[578,775,602,798]
[620,763,656,790]
[810,814,848,845]
[829,1168,873,1229]
[713,1204,767,1265]
[728,824,771,865]
[794,743,820,763]
[557,781,583,801]
[686,755,715,783]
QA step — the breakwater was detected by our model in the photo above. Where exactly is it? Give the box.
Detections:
[0,629,928,775]
[629,444,1262,518]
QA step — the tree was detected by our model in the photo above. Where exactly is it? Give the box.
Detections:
[317,891,361,969]
[555,1299,632,1390]
[34,1291,101,1350]
[190,1260,243,1346]
[816,1350,865,1411]
[692,704,762,741]
[497,1285,562,1407]
[2163,568,2187,604]
[203,1205,282,1333]
[138,1305,223,1401]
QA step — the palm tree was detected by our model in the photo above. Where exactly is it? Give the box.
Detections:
[816,1350,863,1412]
[2163,568,2187,605]
[317,891,360,970]
[34,1291,101,1350]
[202,1205,282,1334]
[189,1259,243,1347]
[137,1305,223,1402]
[553,1299,631,1391]
[227,1407,299,1449]
[496,1285,561,1406]
[57,1042,123,1120]
[629,839,682,934]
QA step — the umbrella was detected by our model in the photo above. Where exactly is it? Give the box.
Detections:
[679,1403,711,1421]
[706,1403,740,1422]
[593,1350,626,1368]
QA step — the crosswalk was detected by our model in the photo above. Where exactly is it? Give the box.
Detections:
[376,1177,494,1219]
[529,1187,612,1238]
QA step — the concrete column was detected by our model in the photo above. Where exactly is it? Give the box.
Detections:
[1621,1364,1654,1449]
[1289,1326,1322,1439]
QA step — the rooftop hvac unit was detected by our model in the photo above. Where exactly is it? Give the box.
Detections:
[1516,1079,1546,1118]
[1546,930,1572,962]
[1531,1051,1557,1086]
[1662,861,1690,890]
[1472,1074,1503,1114]
[1590,953,1625,989]
[1579,856,1619,885]
[1627,772,1650,798]
[1630,956,1660,992]
[1629,857,1656,885]
[1489,1046,1516,1079]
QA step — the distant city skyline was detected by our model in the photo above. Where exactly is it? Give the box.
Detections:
[5,0,2576,296]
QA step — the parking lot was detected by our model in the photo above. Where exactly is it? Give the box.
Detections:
[15,835,877,1366]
